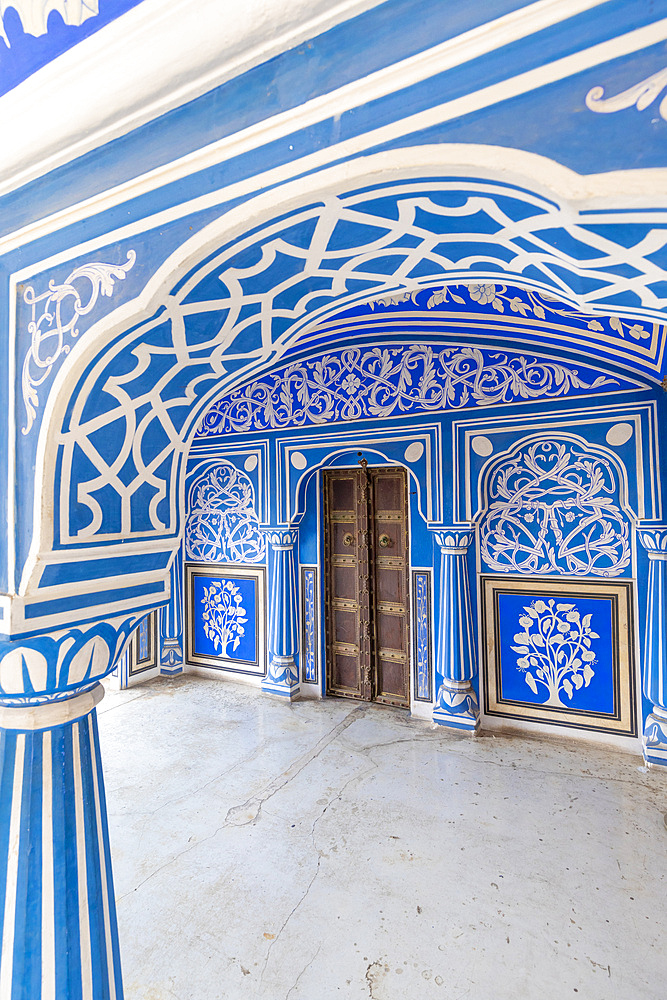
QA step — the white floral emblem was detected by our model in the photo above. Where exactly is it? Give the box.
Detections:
[201,580,247,656]
[512,600,598,707]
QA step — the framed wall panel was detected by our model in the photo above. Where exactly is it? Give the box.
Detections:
[301,566,318,684]
[129,611,158,676]
[481,576,636,738]
[411,570,432,703]
[186,563,266,675]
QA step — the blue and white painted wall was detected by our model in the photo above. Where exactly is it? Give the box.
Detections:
[177,279,665,750]
[2,2,667,997]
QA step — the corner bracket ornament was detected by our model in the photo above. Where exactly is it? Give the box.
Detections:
[0,1,98,44]
[585,67,667,122]
[21,250,136,434]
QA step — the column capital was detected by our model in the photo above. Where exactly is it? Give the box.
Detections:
[0,614,140,700]
[431,525,475,553]
[265,527,299,549]
[637,524,667,558]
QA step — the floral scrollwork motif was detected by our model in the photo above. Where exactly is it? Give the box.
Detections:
[197,345,616,436]
[186,462,265,564]
[585,67,667,123]
[21,251,136,434]
[480,441,631,577]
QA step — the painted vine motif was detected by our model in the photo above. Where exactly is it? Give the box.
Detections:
[186,463,265,563]
[480,441,631,577]
[372,282,654,342]
[197,344,616,436]
[201,580,247,656]
[512,600,598,707]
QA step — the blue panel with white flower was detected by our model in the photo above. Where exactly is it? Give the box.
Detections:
[185,564,266,676]
[482,577,636,738]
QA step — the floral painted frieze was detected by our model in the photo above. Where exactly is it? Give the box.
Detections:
[186,462,265,564]
[480,440,631,577]
[512,599,599,708]
[197,345,618,436]
[371,283,656,343]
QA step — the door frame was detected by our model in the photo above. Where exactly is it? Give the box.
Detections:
[319,460,413,709]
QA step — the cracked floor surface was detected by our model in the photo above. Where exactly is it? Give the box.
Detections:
[99,675,666,1000]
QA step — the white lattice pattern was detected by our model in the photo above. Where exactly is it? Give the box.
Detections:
[57,180,667,544]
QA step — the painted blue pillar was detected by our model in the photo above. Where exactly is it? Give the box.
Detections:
[262,529,300,700]
[0,684,123,999]
[159,542,184,675]
[638,527,667,765]
[432,528,480,732]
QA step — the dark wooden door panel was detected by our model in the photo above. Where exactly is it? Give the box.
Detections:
[370,468,409,708]
[324,465,409,708]
[324,469,371,700]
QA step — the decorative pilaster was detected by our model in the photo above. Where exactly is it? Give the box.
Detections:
[0,684,123,999]
[432,528,479,732]
[638,527,667,765]
[160,543,184,674]
[262,529,300,700]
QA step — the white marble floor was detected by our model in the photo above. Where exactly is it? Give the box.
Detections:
[99,675,666,1000]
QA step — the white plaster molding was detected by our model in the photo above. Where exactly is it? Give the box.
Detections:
[0,0,98,43]
[0,0,387,195]
[1,7,666,258]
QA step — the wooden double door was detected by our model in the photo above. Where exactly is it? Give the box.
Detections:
[323,465,410,708]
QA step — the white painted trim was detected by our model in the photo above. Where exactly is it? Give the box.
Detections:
[0,682,104,730]
[0,0,388,197]
[41,729,56,1000]
[3,5,667,257]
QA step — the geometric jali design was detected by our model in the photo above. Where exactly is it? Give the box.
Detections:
[56,178,667,545]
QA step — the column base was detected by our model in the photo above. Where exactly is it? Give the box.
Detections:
[261,656,301,701]
[433,680,480,732]
[160,640,183,675]
[643,708,667,766]
[160,663,184,676]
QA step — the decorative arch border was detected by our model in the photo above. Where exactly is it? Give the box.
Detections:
[20,147,667,619]
[280,426,443,527]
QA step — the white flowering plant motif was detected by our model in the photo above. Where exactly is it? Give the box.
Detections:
[481,441,631,577]
[201,580,248,656]
[512,600,599,707]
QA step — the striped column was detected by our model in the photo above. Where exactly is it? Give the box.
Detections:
[432,528,480,732]
[160,542,184,675]
[0,684,123,1000]
[638,527,667,766]
[262,529,300,700]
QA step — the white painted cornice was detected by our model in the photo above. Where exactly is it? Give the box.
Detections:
[0,0,386,194]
